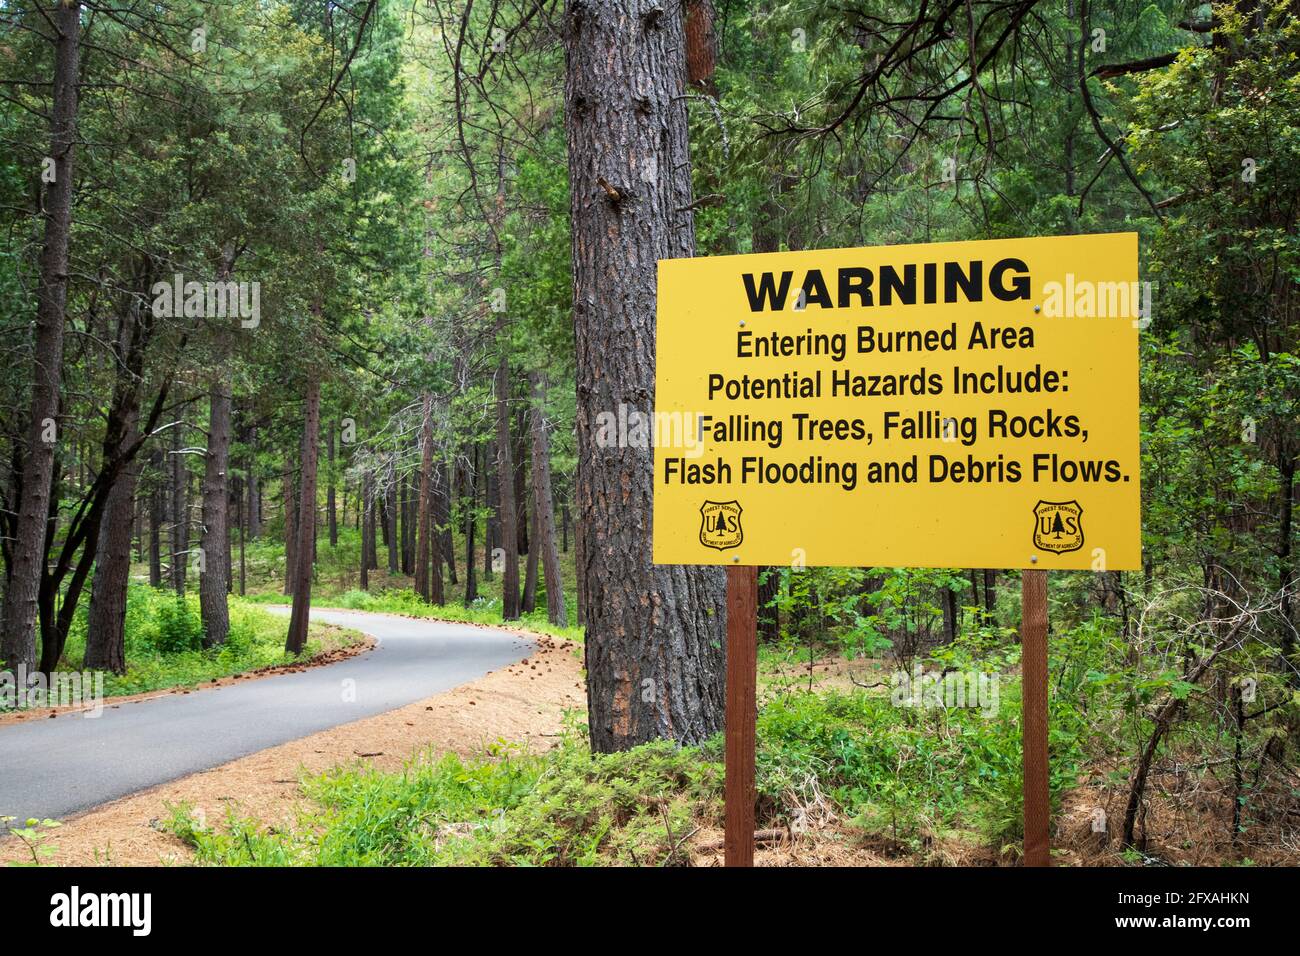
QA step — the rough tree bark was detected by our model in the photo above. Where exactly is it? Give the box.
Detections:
[1,1,81,672]
[83,438,141,674]
[286,378,321,654]
[564,0,727,750]
[84,310,145,677]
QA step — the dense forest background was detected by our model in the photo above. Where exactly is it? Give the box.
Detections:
[0,0,1297,865]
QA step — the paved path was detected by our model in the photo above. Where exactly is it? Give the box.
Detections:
[0,608,533,823]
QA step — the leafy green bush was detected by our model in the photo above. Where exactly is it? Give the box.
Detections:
[152,596,204,654]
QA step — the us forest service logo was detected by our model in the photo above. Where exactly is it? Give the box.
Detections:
[700,500,743,551]
[1033,500,1084,554]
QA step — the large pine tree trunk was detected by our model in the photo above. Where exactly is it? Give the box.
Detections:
[285,379,321,654]
[563,0,726,750]
[1,2,81,672]
[199,380,232,647]
[530,373,567,626]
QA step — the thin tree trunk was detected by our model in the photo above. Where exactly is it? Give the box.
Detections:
[1278,450,1296,682]
[530,373,566,626]
[415,396,435,601]
[437,463,457,585]
[364,468,378,569]
[429,486,445,606]
[942,585,958,643]
[522,498,539,614]
[564,0,726,749]
[199,379,232,646]
[327,420,338,548]
[148,448,163,587]
[238,468,246,597]
[574,512,586,627]
[514,403,529,557]
[0,0,81,673]
[359,471,371,591]
[286,379,321,654]
[496,358,520,620]
[758,569,780,642]
[282,457,296,595]
[385,456,398,573]
[401,474,414,574]
[171,423,189,595]
[463,446,479,603]
[483,441,496,580]
[246,425,260,538]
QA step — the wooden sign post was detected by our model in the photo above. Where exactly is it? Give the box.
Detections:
[1020,568,1051,866]
[724,565,758,867]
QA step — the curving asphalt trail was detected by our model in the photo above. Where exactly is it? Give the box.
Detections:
[0,607,534,824]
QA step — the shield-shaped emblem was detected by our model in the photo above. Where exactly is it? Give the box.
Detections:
[1033,500,1084,554]
[699,500,743,551]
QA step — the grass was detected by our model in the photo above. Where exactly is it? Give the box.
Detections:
[233,524,585,643]
[25,582,366,702]
[167,656,1092,866]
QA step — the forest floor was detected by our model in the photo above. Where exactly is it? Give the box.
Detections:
[0,625,582,866]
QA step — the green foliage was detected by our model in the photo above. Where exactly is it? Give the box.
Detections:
[0,817,62,866]
[171,727,717,866]
[49,584,363,700]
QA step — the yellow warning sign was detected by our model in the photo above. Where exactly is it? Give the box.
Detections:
[652,233,1141,570]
